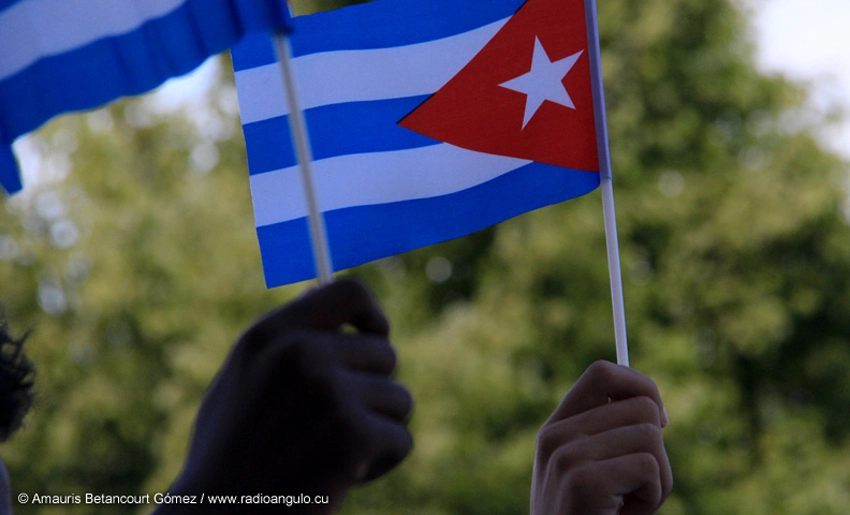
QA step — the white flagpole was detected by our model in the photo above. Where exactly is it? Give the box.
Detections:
[585,0,629,366]
[272,31,334,285]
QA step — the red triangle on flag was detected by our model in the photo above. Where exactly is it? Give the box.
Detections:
[399,0,599,172]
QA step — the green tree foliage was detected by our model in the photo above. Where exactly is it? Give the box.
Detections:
[1,0,849,513]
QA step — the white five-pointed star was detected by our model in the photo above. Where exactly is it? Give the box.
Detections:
[500,36,584,129]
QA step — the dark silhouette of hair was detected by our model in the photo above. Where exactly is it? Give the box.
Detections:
[0,319,34,442]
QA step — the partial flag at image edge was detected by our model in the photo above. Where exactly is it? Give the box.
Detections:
[0,0,292,195]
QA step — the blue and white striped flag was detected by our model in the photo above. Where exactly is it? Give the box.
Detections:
[0,0,291,195]
[233,0,604,287]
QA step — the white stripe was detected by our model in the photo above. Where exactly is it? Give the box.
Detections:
[234,17,509,125]
[250,144,531,227]
[0,0,186,81]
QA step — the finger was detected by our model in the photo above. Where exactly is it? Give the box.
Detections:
[295,278,389,335]
[551,423,672,503]
[549,361,666,426]
[537,396,662,456]
[329,334,398,376]
[569,454,664,515]
[255,332,398,385]
[256,333,411,421]
[344,371,413,423]
[247,279,389,346]
[359,413,414,482]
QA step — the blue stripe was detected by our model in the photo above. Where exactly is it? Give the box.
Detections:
[0,0,20,14]
[243,96,437,175]
[231,0,525,71]
[243,117,294,176]
[230,30,277,71]
[0,0,289,194]
[256,162,600,286]
[0,144,20,194]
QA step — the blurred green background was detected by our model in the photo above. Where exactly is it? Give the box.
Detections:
[2,0,850,513]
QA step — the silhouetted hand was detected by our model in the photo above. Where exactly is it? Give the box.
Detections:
[158,279,413,513]
[531,361,672,515]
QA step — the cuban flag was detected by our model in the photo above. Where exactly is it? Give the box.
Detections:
[0,0,291,195]
[233,0,606,287]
